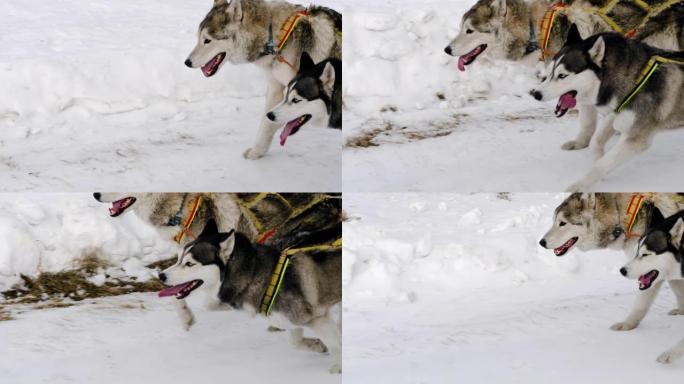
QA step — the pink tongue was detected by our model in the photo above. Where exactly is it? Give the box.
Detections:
[158,281,194,298]
[639,274,651,285]
[279,121,298,146]
[201,56,219,77]
[559,93,577,110]
[457,56,466,72]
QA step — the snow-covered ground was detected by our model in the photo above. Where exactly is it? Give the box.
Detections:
[0,193,338,383]
[0,293,338,384]
[343,193,684,383]
[341,0,684,192]
[0,0,340,192]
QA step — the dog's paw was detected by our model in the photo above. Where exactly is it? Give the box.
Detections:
[301,337,328,354]
[561,140,589,151]
[328,363,342,374]
[243,148,265,160]
[657,350,681,364]
[267,325,286,332]
[668,308,684,316]
[610,321,638,331]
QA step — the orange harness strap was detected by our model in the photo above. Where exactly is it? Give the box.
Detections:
[173,196,203,244]
[538,2,568,61]
[274,11,309,71]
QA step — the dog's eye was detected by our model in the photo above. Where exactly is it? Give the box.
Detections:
[559,221,567,227]
[541,76,547,82]
[185,262,195,267]
[292,98,301,104]
[466,29,474,34]
[558,74,568,79]
[204,39,211,44]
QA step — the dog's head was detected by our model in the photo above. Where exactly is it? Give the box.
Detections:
[530,24,604,117]
[266,53,335,145]
[444,0,510,71]
[185,0,265,75]
[621,209,684,291]
[540,193,603,256]
[93,193,140,218]
[158,219,235,299]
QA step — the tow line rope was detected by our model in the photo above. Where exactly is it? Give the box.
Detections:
[259,237,342,316]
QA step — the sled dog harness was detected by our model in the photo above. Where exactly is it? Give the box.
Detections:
[538,0,683,61]
[623,193,651,238]
[616,55,684,112]
[264,11,310,71]
[172,195,204,244]
[259,236,342,316]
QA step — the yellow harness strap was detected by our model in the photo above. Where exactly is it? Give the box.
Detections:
[616,55,684,113]
[173,196,204,244]
[539,2,568,61]
[259,237,342,316]
[275,11,309,71]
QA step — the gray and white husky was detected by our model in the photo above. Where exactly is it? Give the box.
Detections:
[621,209,684,364]
[532,26,684,191]
[185,0,341,159]
[446,0,683,152]
[266,52,341,146]
[540,193,684,331]
[158,219,342,373]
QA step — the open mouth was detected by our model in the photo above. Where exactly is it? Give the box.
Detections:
[201,52,226,77]
[108,197,136,217]
[638,270,659,291]
[279,114,312,146]
[458,44,487,72]
[554,237,578,256]
[555,91,577,118]
[158,279,204,300]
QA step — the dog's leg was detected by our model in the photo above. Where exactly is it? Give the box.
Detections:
[562,104,597,150]
[567,117,652,192]
[667,280,684,315]
[590,113,616,160]
[308,314,342,374]
[243,76,285,160]
[611,281,663,331]
[657,337,684,364]
[289,327,328,353]
[174,299,195,331]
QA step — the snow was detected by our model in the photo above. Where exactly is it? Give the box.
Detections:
[341,0,684,192]
[343,193,684,383]
[0,193,175,291]
[0,0,340,192]
[0,293,338,384]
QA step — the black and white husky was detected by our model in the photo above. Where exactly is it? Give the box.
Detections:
[158,219,342,373]
[266,52,341,146]
[621,208,684,364]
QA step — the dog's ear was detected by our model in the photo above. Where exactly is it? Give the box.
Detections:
[588,36,606,66]
[649,207,666,229]
[320,62,336,95]
[226,0,243,22]
[200,218,219,238]
[491,0,507,16]
[300,52,315,71]
[564,24,583,47]
[669,218,684,248]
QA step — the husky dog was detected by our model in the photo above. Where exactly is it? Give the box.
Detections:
[621,209,684,364]
[185,0,341,159]
[266,52,341,146]
[159,219,342,373]
[532,26,684,191]
[446,0,683,151]
[540,193,684,331]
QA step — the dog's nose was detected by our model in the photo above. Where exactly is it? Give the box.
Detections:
[530,90,542,101]
[619,267,627,277]
[266,112,276,121]
[93,192,101,201]
[159,273,167,282]
[539,238,547,248]
[184,59,193,68]
[444,46,453,55]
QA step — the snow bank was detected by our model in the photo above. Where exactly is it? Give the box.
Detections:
[343,193,628,304]
[0,194,175,291]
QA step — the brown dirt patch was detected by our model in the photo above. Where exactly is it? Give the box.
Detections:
[345,115,464,149]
